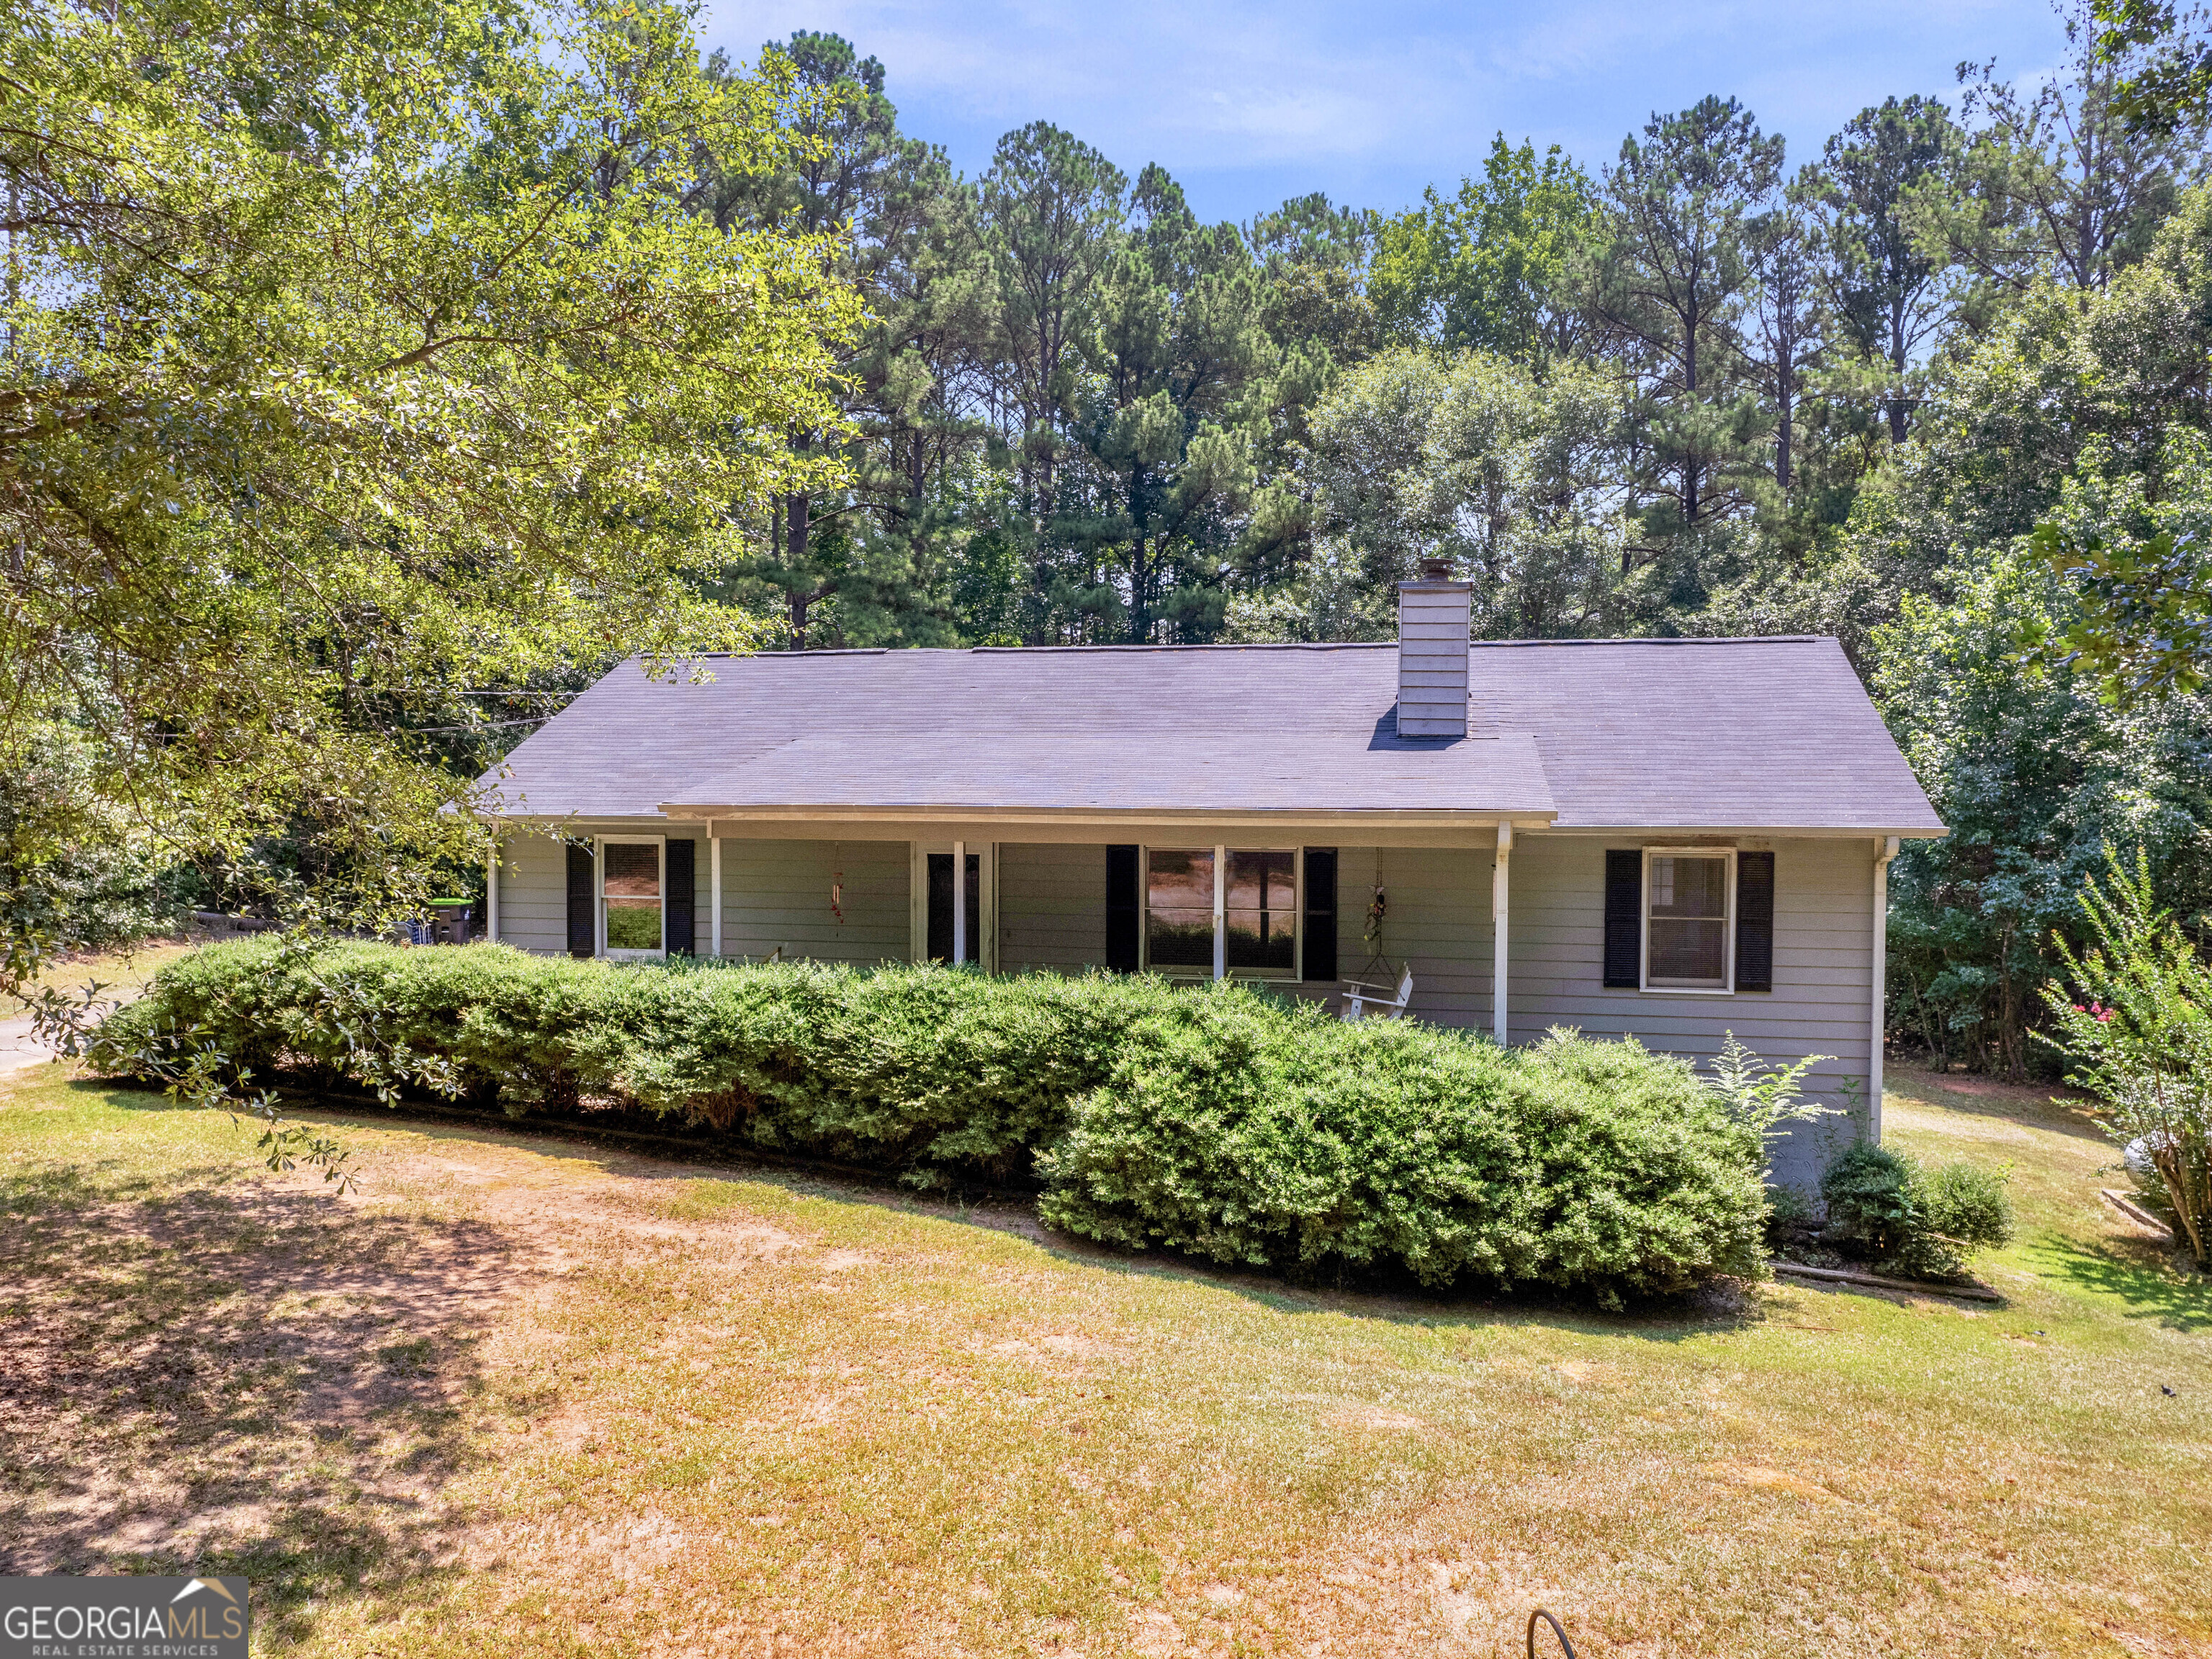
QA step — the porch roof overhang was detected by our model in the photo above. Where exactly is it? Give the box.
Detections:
[658,806,1558,847]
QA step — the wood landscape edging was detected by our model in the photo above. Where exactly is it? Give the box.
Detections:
[2100,1187,2179,1241]
[1769,1259,2003,1303]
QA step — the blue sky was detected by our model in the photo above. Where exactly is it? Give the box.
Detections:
[701,1,2073,223]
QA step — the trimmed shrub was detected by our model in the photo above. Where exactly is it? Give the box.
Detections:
[1915,1161,2015,1261]
[1819,1141,2013,1280]
[96,939,1771,1302]
[1818,1143,1919,1260]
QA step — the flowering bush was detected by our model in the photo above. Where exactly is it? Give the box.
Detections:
[2038,851,2212,1269]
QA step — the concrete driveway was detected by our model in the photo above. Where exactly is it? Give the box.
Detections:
[0,1012,66,1076]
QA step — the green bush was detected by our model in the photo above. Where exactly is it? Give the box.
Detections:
[96,939,1771,1302]
[1916,1160,2016,1257]
[1819,1141,2014,1280]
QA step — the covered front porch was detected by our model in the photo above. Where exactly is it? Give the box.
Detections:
[487,815,1530,1037]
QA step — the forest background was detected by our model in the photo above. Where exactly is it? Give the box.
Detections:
[7,0,2212,1079]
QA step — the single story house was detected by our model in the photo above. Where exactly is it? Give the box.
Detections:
[476,575,1945,1186]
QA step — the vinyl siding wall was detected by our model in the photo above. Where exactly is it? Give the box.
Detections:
[1353,845,1496,1025]
[491,827,1875,1179]
[492,830,573,956]
[492,829,906,963]
[716,839,908,965]
[996,842,1108,972]
[1504,835,1876,1187]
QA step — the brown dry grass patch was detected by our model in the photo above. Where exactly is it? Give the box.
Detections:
[1,1061,2207,1656]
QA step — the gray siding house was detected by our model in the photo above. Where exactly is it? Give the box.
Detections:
[477,577,1944,1185]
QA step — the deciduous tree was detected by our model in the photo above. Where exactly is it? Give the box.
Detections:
[0,0,853,961]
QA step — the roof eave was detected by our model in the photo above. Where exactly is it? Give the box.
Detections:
[657,803,1560,829]
[1535,823,1948,840]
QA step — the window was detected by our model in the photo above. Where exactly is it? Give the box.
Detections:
[600,837,664,956]
[1144,847,1299,978]
[1146,849,1215,970]
[1643,848,1732,991]
[1225,850,1295,973]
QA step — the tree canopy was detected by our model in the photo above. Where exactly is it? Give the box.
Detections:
[10,0,2212,1081]
[1,0,855,945]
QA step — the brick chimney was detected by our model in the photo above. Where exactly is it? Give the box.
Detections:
[1397,559,1471,739]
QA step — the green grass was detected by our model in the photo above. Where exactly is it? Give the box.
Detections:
[1,1061,2206,1656]
[1,938,197,1017]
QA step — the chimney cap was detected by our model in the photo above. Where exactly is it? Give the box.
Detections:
[1419,557,1452,580]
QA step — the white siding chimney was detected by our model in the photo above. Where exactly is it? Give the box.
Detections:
[1397,562,1471,738]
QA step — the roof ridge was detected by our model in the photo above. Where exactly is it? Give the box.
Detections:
[968,641,1388,654]
[670,635,1836,661]
[1470,634,1834,648]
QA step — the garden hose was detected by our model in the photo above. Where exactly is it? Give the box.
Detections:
[1529,1608,1578,1658]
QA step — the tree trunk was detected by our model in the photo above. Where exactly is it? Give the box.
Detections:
[1681,310,1700,528]
[1995,923,2023,1081]
[786,492,812,648]
[1774,318,1794,493]
[1887,313,1910,444]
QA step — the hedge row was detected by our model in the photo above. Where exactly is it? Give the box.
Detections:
[95,939,1771,1300]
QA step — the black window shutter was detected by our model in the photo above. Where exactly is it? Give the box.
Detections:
[1602,849,1642,988]
[1735,850,1774,992]
[565,842,595,958]
[665,838,696,956]
[1302,848,1338,981]
[963,852,980,963]
[1105,845,1141,973]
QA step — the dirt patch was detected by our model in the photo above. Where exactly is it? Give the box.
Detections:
[981,1330,1133,1367]
[0,1126,804,1585]
[1888,1064,2108,1138]
[1323,1404,1431,1434]
[0,1171,513,1582]
[1700,1460,1852,1505]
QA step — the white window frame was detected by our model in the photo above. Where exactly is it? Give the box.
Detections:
[1640,845,1735,994]
[1140,845,1303,981]
[597,834,667,960]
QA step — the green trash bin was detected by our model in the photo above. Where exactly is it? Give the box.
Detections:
[428,898,475,945]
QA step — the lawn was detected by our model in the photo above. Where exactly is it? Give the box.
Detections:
[1,938,199,1019]
[1,1058,2206,1658]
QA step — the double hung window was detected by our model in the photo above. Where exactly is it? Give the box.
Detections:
[600,837,665,957]
[1642,848,1733,991]
[1143,848,1299,979]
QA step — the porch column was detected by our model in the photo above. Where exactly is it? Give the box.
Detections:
[1871,835,1899,1139]
[1213,844,1227,981]
[709,834,723,958]
[485,845,499,944]
[952,840,967,964]
[1492,822,1512,1045]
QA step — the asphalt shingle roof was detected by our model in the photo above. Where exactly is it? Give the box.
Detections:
[480,637,1942,834]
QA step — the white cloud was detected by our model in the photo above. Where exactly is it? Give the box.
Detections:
[699,0,2072,215]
